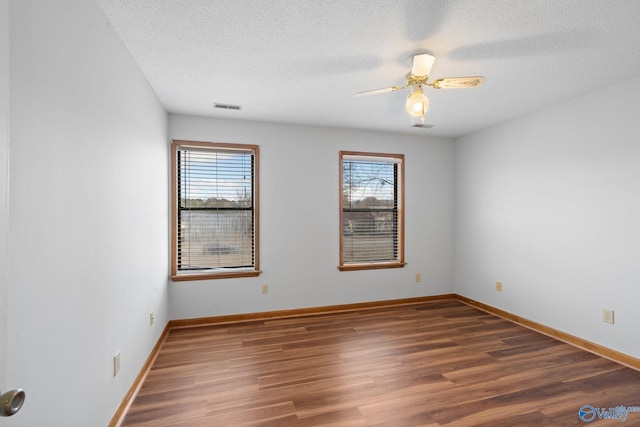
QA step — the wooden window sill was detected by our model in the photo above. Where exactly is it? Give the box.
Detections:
[338,262,406,272]
[170,270,261,282]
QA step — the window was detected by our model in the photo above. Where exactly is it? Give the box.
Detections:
[339,151,405,271]
[171,140,259,281]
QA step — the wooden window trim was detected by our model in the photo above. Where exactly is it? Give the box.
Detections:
[338,150,405,271]
[170,140,260,281]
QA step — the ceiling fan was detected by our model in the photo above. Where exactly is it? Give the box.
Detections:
[356,53,485,126]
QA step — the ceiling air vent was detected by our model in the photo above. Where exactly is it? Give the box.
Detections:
[412,124,434,129]
[213,103,242,111]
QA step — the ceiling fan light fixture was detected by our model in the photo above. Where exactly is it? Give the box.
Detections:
[355,51,484,126]
[405,87,429,117]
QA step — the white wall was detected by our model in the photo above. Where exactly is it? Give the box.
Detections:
[454,76,640,359]
[169,114,455,319]
[0,0,9,420]
[7,1,168,425]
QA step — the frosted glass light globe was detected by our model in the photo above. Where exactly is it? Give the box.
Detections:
[405,88,429,117]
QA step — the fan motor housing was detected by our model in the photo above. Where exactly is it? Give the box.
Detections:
[405,74,428,86]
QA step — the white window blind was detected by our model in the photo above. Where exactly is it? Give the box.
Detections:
[340,152,404,268]
[174,142,257,276]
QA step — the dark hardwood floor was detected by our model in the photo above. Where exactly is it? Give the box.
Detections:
[120,299,640,426]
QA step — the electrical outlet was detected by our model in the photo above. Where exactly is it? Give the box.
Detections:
[415,273,421,283]
[602,308,615,324]
[261,284,269,294]
[149,312,154,326]
[114,352,121,377]
[496,281,503,292]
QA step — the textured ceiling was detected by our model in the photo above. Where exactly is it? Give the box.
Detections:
[98,0,640,137]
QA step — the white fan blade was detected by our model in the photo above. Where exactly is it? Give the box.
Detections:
[355,86,403,97]
[411,53,436,77]
[432,76,485,89]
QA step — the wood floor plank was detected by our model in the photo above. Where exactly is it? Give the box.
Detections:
[120,299,640,426]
